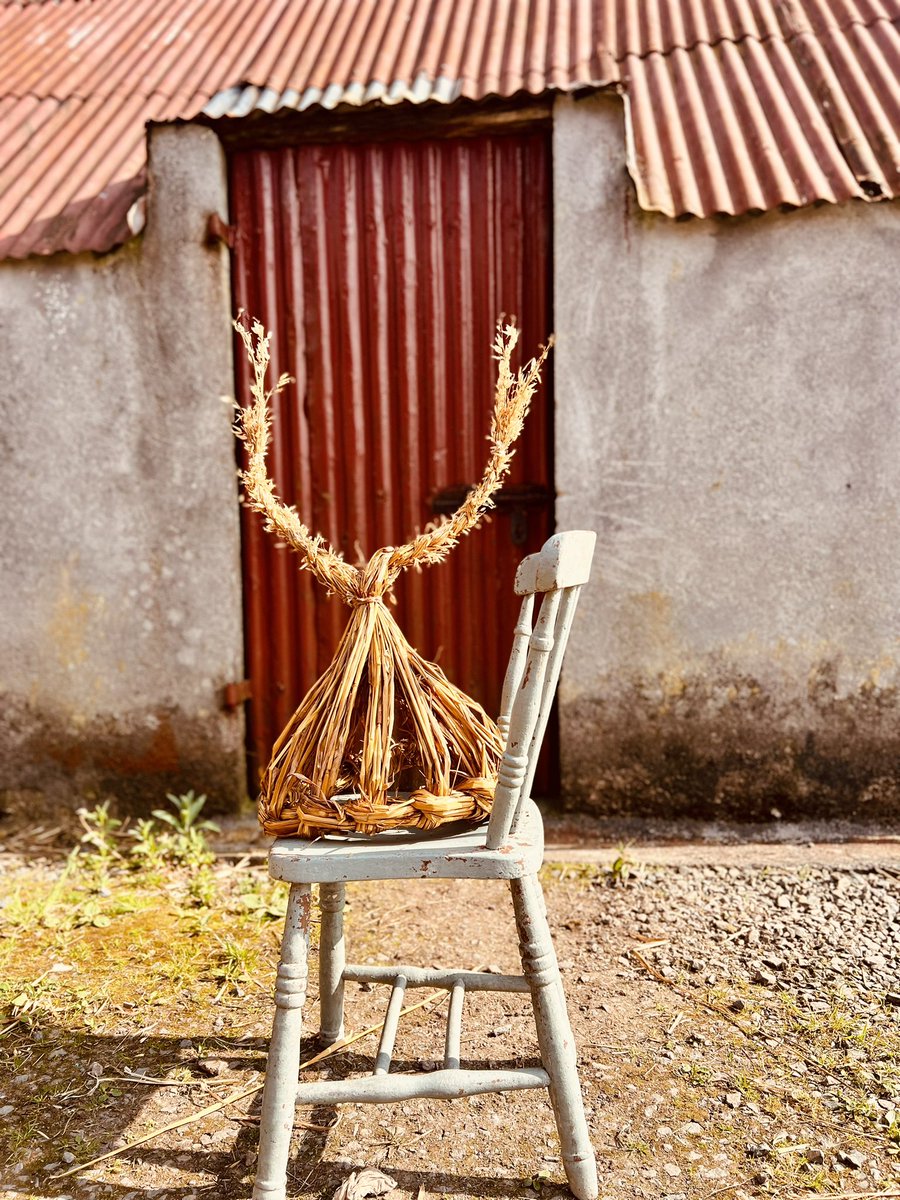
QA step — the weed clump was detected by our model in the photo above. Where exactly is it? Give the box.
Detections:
[76,790,219,877]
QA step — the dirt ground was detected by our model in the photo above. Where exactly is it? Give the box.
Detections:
[2,822,900,1200]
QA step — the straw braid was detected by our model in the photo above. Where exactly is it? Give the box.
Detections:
[233,317,358,598]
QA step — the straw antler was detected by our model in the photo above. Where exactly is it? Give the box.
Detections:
[233,315,357,598]
[234,316,551,601]
[386,323,552,577]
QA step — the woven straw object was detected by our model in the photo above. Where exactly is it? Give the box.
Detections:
[233,316,551,838]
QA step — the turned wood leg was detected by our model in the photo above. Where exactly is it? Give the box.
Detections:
[318,882,346,1044]
[253,882,311,1200]
[512,872,598,1200]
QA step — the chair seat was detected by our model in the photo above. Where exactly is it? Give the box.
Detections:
[267,798,544,883]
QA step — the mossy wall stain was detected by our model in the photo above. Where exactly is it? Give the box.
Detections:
[1,698,245,821]
[561,588,900,819]
[562,658,900,822]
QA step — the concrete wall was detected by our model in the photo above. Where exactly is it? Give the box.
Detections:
[554,94,900,824]
[0,125,246,820]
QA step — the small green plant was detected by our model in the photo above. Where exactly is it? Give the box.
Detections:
[236,875,288,922]
[883,1110,900,1151]
[679,1061,713,1087]
[128,817,168,869]
[150,790,219,866]
[607,843,638,887]
[188,865,218,907]
[72,896,113,929]
[213,934,259,1000]
[76,801,124,875]
[3,980,49,1030]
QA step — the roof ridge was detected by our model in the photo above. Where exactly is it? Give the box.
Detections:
[610,9,900,67]
[1,84,212,108]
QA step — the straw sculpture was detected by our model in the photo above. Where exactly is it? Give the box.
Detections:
[233,314,552,838]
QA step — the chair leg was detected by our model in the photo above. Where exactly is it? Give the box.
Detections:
[253,882,311,1200]
[511,873,598,1200]
[318,882,346,1044]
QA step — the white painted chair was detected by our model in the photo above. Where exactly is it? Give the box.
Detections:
[253,530,598,1200]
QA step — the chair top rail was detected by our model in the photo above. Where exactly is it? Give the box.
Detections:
[515,530,596,595]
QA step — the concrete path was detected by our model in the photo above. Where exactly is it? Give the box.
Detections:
[544,837,900,868]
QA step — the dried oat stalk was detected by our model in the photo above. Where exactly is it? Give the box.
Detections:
[233,314,551,837]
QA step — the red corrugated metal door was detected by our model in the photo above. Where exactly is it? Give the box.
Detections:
[229,130,555,795]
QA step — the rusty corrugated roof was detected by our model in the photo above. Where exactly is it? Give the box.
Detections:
[1,0,898,260]
[623,9,900,215]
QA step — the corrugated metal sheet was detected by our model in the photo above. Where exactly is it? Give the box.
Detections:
[202,0,611,116]
[0,0,607,105]
[0,92,169,258]
[229,132,554,787]
[1,0,899,259]
[624,15,900,215]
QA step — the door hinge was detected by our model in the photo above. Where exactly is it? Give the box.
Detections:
[223,679,252,710]
[205,212,236,248]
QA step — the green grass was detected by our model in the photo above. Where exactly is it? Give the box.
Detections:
[0,852,302,1179]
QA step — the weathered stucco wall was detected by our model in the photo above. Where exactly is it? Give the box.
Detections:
[554,94,900,822]
[0,125,246,819]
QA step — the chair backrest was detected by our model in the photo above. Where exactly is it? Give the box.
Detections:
[484,530,596,850]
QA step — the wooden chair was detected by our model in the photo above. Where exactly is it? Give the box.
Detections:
[253,530,598,1200]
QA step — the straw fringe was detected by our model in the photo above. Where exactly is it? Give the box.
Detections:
[233,314,551,837]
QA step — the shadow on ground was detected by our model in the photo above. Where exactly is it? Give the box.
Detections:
[2,1023,545,1199]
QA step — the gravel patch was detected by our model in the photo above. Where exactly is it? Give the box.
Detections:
[549,855,900,1196]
